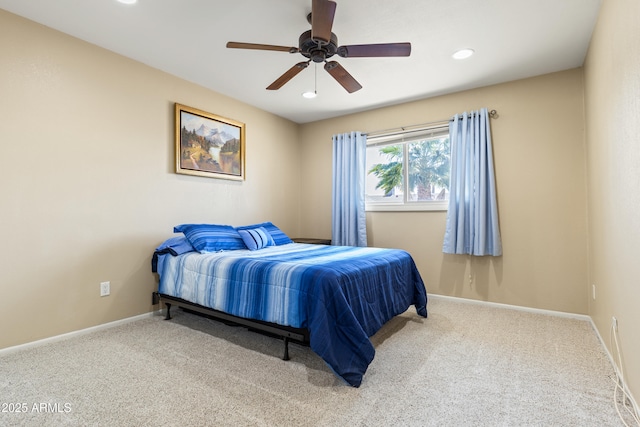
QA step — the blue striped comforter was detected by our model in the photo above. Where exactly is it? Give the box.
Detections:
[156,243,428,387]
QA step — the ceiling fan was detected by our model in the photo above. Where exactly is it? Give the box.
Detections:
[226,0,411,93]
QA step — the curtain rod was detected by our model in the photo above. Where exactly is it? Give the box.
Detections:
[364,109,498,138]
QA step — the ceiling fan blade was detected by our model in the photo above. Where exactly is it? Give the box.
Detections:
[266,62,310,90]
[226,42,299,54]
[311,0,337,44]
[337,42,412,58]
[324,61,362,93]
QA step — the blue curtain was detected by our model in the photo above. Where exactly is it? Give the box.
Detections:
[332,131,367,247]
[443,108,502,256]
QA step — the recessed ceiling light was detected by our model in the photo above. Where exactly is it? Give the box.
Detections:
[117,0,137,4]
[452,48,475,60]
[302,91,317,99]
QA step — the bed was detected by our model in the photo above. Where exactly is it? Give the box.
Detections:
[152,222,428,387]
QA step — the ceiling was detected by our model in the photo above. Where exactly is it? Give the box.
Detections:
[0,0,602,124]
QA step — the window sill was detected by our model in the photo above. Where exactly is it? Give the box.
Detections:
[366,201,448,212]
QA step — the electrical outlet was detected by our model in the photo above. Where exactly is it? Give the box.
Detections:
[100,281,110,297]
[592,284,596,300]
[612,316,618,332]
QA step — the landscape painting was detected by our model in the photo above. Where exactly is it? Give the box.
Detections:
[175,103,245,180]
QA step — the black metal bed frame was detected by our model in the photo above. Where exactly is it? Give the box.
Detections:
[152,292,310,360]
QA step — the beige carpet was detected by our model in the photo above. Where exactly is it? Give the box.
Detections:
[0,297,626,426]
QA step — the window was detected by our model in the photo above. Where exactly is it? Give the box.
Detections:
[366,126,450,211]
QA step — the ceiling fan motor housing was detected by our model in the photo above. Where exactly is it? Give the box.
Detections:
[299,30,338,62]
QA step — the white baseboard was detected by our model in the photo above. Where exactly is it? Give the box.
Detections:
[0,310,161,356]
[427,293,591,321]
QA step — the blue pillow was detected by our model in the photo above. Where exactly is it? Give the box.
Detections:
[152,236,196,273]
[237,227,275,251]
[236,222,293,245]
[174,224,245,252]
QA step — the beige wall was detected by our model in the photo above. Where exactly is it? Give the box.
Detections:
[0,10,301,349]
[299,69,589,315]
[584,0,640,407]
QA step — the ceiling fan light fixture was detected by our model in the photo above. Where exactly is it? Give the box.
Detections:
[452,48,475,60]
[302,62,318,98]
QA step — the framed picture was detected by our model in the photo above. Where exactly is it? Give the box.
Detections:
[175,103,245,180]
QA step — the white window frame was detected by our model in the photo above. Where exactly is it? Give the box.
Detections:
[365,126,450,212]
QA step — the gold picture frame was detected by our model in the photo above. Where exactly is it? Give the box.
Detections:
[175,103,245,180]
